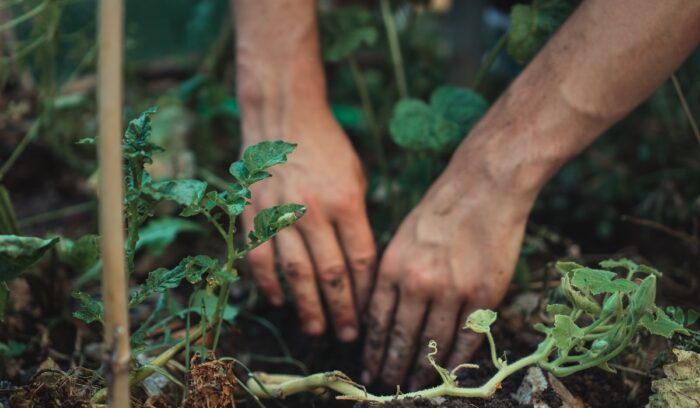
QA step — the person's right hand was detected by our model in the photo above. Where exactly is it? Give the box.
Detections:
[240,105,376,342]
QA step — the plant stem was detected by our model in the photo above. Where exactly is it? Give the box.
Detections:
[0,119,41,183]
[379,0,408,99]
[671,74,700,145]
[212,215,237,351]
[247,339,556,402]
[472,32,507,90]
[348,55,388,178]
[16,200,96,228]
[485,331,502,368]
[92,325,207,404]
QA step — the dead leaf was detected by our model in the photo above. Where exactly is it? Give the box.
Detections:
[647,348,700,408]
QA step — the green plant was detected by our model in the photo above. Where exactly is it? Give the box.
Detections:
[245,258,689,403]
[83,108,305,403]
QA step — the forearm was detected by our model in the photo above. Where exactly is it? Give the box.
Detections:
[452,0,700,203]
[231,0,328,141]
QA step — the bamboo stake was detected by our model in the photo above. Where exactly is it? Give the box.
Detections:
[97,0,130,407]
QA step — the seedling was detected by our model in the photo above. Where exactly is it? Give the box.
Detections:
[246,258,689,403]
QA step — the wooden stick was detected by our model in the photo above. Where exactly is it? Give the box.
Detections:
[97,0,129,406]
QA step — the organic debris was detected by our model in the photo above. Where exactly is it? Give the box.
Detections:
[181,354,237,408]
[647,348,700,408]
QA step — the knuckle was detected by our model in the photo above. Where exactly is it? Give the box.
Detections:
[349,253,376,274]
[319,265,347,288]
[282,260,312,281]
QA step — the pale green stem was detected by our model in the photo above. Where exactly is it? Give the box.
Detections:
[472,32,507,90]
[379,0,408,99]
[485,331,502,369]
[247,339,556,402]
[671,74,700,145]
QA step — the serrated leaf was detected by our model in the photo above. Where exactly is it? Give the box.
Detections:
[640,306,689,338]
[571,267,637,295]
[506,0,578,64]
[130,255,220,306]
[229,141,296,186]
[598,258,638,273]
[546,303,572,316]
[57,234,100,274]
[250,204,306,243]
[464,309,497,334]
[321,7,378,62]
[72,292,104,324]
[207,267,239,287]
[552,315,584,351]
[648,349,700,408]
[123,107,163,162]
[554,261,583,276]
[0,235,59,281]
[146,179,208,207]
[137,217,206,257]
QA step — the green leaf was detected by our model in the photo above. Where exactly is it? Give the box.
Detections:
[546,303,573,316]
[72,291,104,324]
[230,141,297,186]
[0,235,59,281]
[598,258,638,273]
[641,306,690,338]
[146,179,208,207]
[130,255,220,306]
[430,86,489,137]
[687,309,699,326]
[123,107,163,162]
[554,261,583,276]
[506,0,578,64]
[320,6,378,62]
[464,309,497,334]
[389,86,488,153]
[552,315,584,351]
[205,191,248,217]
[250,204,306,243]
[137,217,206,257]
[389,99,437,151]
[57,234,100,274]
[0,340,26,358]
[191,290,239,322]
[561,275,601,316]
[571,267,637,295]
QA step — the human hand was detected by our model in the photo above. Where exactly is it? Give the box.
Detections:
[361,131,539,389]
[241,107,376,342]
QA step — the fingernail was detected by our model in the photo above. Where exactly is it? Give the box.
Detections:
[305,320,323,335]
[339,326,358,342]
[361,370,373,384]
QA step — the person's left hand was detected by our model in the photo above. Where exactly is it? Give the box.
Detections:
[361,143,535,390]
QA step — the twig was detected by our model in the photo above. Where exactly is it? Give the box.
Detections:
[621,214,700,248]
[379,0,408,99]
[96,0,129,406]
[16,200,96,228]
[0,119,41,182]
[671,74,700,146]
[473,33,507,90]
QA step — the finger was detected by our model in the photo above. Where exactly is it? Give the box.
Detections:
[275,227,326,336]
[446,306,485,371]
[409,300,460,390]
[334,205,376,312]
[242,210,284,305]
[362,274,397,384]
[380,294,428,387]
[299,218,358,342]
